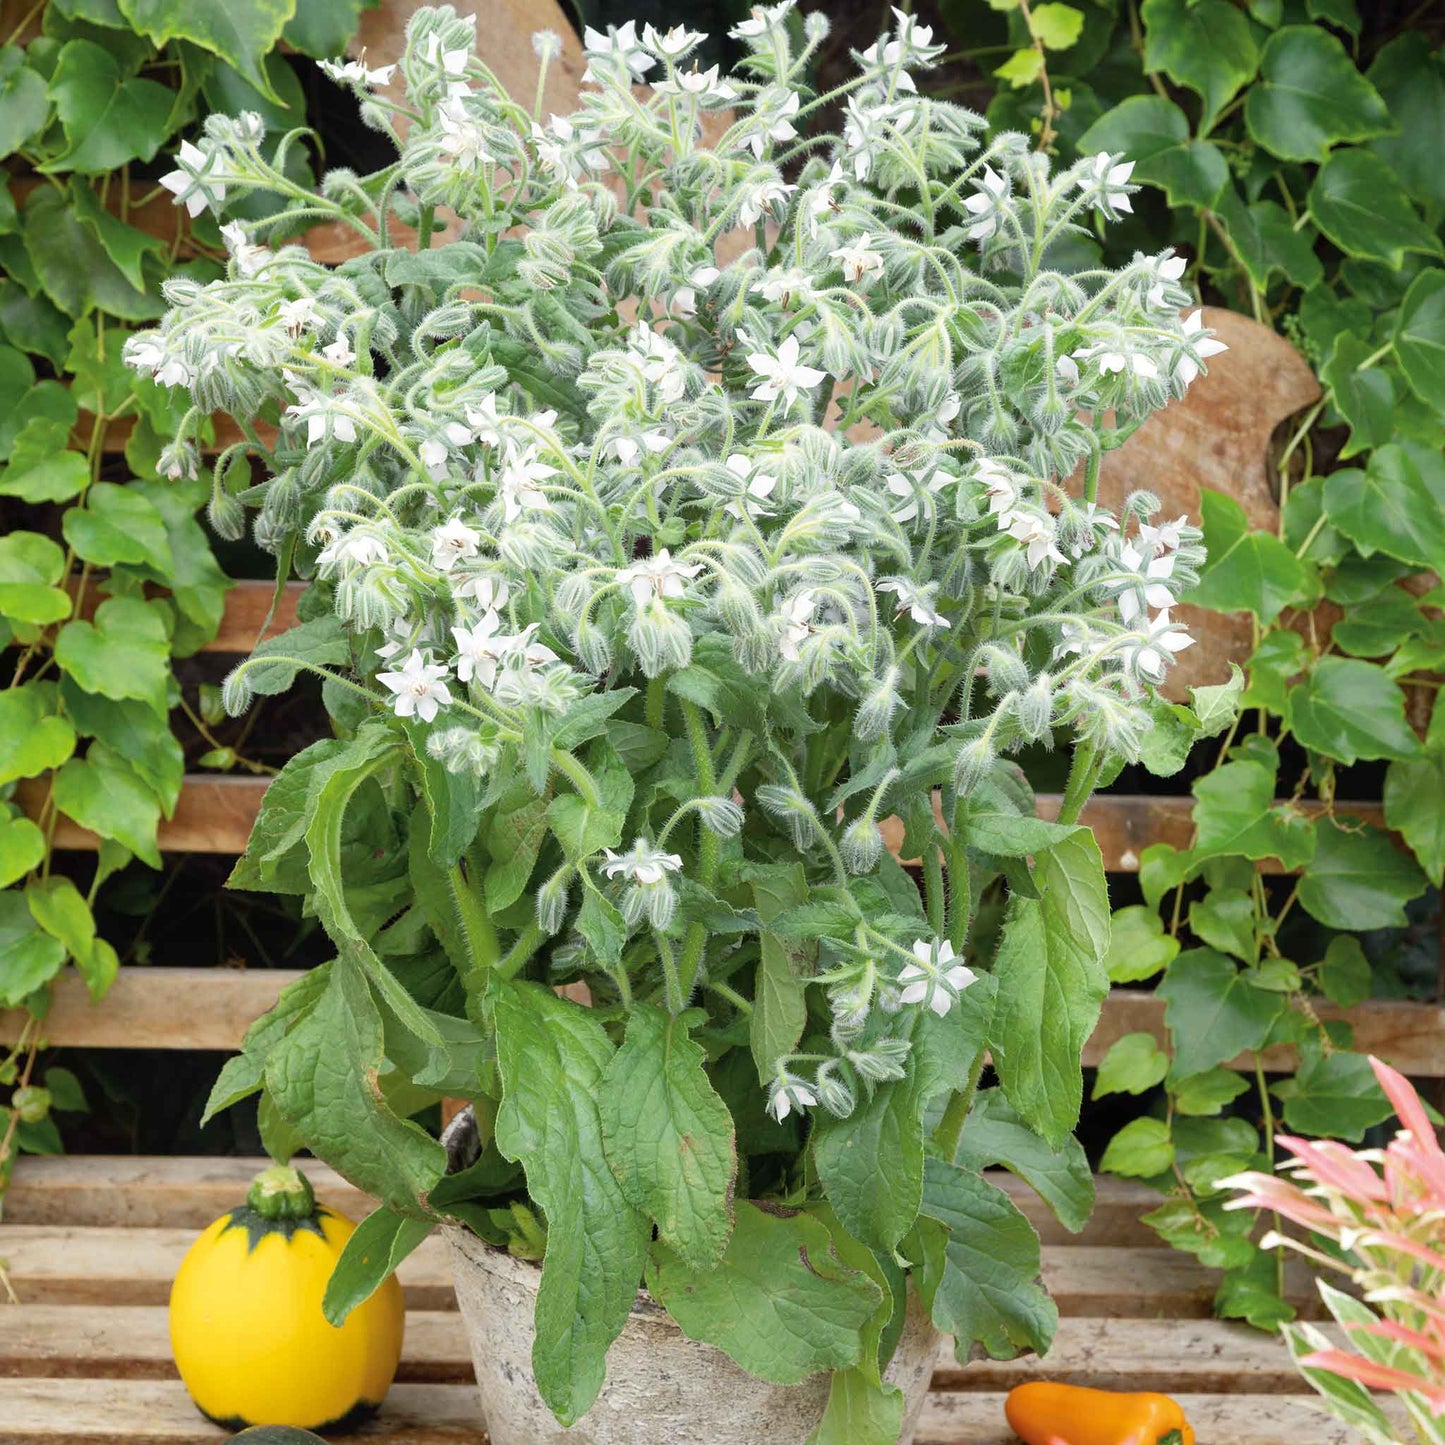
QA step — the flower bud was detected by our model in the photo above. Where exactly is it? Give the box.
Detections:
[953,732,996,795]
[628,599,693,678]
[221,665,254,717]
[536,865,573,934]
[849,1037,911,1083]
[978,644,1029,697]
[756,783,818,850]
[696,796,744,837]
[574,615,612,676]
[208,484,246,542]
[813,1067,856,1119]
[841,816,883,874]
[1015,674,1055,743]
[854,668,902,741]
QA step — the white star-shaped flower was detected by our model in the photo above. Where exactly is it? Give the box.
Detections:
[431,517,482,572]
[1127,610,1195,684]
[961,164,1008,242]
[1081,152,1135,215]
[377,649,452,722]
[582,20,654,80]
[746,334,826,408]
[1175,309,1229,387]
[159,139,227,217]
[778,590,817,662]
[1008,513,1068,572]
[897,939,976,1017]
[830,233,885,285]
[616,549,703,608]
[451,612,506,686]
[878,578,949,628]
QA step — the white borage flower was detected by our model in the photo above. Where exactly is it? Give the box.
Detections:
[616,548,703,608]
[601,840,684,885]
[375,616,439,662]
[777,589,817,662]
[159,139,228,218]
[321,334,356,367]
[317,528,389,573]
[730,2,795,41]
[319,56,396,87]
[1114,540,1178,625]
[437,98,494,168]
[897,939,977,1017]
[741,87,801,159]
[218,221,269,278]
[464,394,504,447]
[158,440,199,481]
[1174,309,1229,387]
[496,441,558,522]
[1079,152,1135,216]
[643,23,705,59]
[886,467,949,524]
[878,578,949,629]
[737,175,795,229]
[1137,514,1192,556]
[1075,343,1159,381]
[420,422,473,480]
[655,63,738,105]
[830,233,885,285]
[1125,609,1195,684]
[602,428,670,466]
[278,297,321,335]
[670,265,719,318]
[628,324,688,403]
[765,1074,818,1124]
[723,452,779,517]
[451,611,506,686]
[452,572,509,610]
[431,516,482,572]
[1147,253,1189,309]
[1007,512,1069,572]
[803,160,845,238]
[582,20,654,81]
[745,334,827,408]
[422,28,473,83]
[532,113,610,186]
[751,267,814,305]
[962,163,1009,243]
[976,458,1024,530]
[125,334,192,389]
[841,95,913,181]
[288,388,357,447]
[377,648,453,722]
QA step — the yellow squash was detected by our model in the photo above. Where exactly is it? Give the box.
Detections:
[169,1164,405,1431]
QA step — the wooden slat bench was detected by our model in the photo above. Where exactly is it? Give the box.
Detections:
[2,1155,1353,1444]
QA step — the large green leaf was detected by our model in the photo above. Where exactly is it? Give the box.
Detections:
[45,39,174,173]
[282,0,372,58]
[1275,1048,1393,1142]
[0,684,76,785]
[494,982,651,1426]
[1319,336,1397,460]
[61,482,172,573]
[1075,96,1227,210]
[1140,0,1256,134]
[322,1205,435,1326]
[54,596,172,719]
[21,185,160,319]
[60,678,183,817]
[1189,489,1305,624]
[1103,903,1179,983]
[1367,33,1445,218]
[748,863,810,1084]
[598,1005,736,1270]
[989,829,1110,1149]
[1296,822,1427,931]
[1286,657,1420,765]
[646,1200,880,1385]
[806,1369,904,1445]
[1214,191,1324,293]
[129,478,231,647]
[1323,443,1445,570]
[1092,1032,1170,1100]
[0,891,68,1006]
[117,0,297,100]
[1307,151,1440,268]
[1244,26,1393,163]
[0,47,51,157]
[1393,271,1445,415]
[51,741,163,866]
[917,1159,1057,1360]
[0,814,45,889]
[1190,756,1315,871]
[228,737,350,894]
[1157,949,1283,1079]
[1385,722,1445,886]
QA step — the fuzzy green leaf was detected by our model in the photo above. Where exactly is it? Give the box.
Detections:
[749,863,811,1085]
[322,1205,434,1326]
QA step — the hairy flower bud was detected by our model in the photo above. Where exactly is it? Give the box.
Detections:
[536,865,573,934]
[221,664,254,717]
[628,599,693,677]
[978,644,1029,697]
[1015,674,1055,743]
[813,1066,856,1119]
[208,484,246,542]
[854,668,903,741]
[841,816,883,874]
[696,796,744,837]
[756,783,819,850]
[953,732,996,795]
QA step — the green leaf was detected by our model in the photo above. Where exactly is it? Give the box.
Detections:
[21,184,160,320]
[1141,0,1257,133]
[201,53,305,133]
[1277,1048,1392,1142]
[1385,744,1445,888]
[960,809,1077,858]
[0,892,68,1006]
[0,815,45,888]
[494,981,651,1425]
[61,678,183,817]
[282,0,370,58]
[0,582,67,624]
[1190,664,1245,737]
[1100,1117,1174,1178]
[239,615,350,698]
[1103,904,1179,984]
[917,1158,1057,1359]
[43,1065,87,1113]
[1189,488,1305,624]
[989,829,1110,1148]
[1318,935,1372,1008]
[1092,1032,1169,1099]
[648,1199,880,1384]
[749,863,811,1084]
[0,685,75,785]
[598,1005,736,1271]
[1080,94,1225,209]
[26,875,94,964]
[0,448,88,503]
[1191,758,1315,871]
[322,1205,434,1326]
[0,282,69,366]
[1245,26,1393,163]
[1319,338,1397,462]
[51,741,162,866]
[1393,271,1445,414]
[1214,192,1324,292]
[45,38,174,173]
[54,597,172,719]
[1367,33,1445,217]
[1297,822,1427,931]
[74,935,117,1000]
[1307,151,1440,268]
[482,788,547,911]
[62,482,172,572]
[117,0,297,100]
[1323,443,1445,571]
[0,47,50,156]
[807,1370,904,1445]
[956,1088,1095,1234]
[1028,3,1083,50]
[994,47,1044,88]
[1173,1066,1250,1116]
[1286,657,1420,765]
[1158,949,1284,1078]
[1188,889,1256,961]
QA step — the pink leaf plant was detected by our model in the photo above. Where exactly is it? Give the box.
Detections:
[1222,1056,1445,1443]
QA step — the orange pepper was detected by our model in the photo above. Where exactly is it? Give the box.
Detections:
[1004,1382,1196,1445]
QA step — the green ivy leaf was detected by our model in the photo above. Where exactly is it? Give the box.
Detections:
[129,478,230,646]
[1172,1066,1250,1116]
[1286,657,1420,765]
[1276,1048,1392,1142]
[917,1158,1057,1359]
[54,596,172,718]
[51,741,163,866]
[0,531,64,587]
[1190,664,1246,737]
[1140,0,1257,134]
[0,891,68,1006]
[60,677,183,815]
[0,814,45,888]
[1028,3,1083,50]
[1393,271,1445,415]
[44,38,175,173]
[117,0,297,101]
[989,829,1110,1149]
[993,47,1044,89]
[0,46,51,156]
[598,1005,736,1271]
[1296,821,1427,931]
[1245,25,1393,163]
[1188,889,1256,962]
[1307,151,1440,268]
[1319,336,1397,460]
[1189,488,1305,624]
[68,184,167,299]
[62,481,172,573]
[1100,1117,1174,1178]
[1191,757,1315,871]
[1103,903,1179,984]
[0,281,69,366]
[282,0,371,59]
[1079,97,1230,212]
[0,447,88,503]
[1367,33,1445,218]
[1317,935,1372,1008]
[1323,443,1445,571]
[1214,192,1324,292]
[648,1199,880,1385]
[21,184,160,319]
[25,875,94,965]
[1158,948,1284,1078]
[0,581,70,624]
[1092,1032,1169,1100]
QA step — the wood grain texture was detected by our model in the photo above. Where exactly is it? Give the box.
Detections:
[6,967,1440,1071]
[198,579,303,651]
[4,1154,1162,1246]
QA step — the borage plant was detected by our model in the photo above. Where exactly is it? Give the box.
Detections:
[135,5,1224,1433]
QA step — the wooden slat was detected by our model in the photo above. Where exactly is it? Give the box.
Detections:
[200,579,303,651]
[0,1228,1311,1317]
[915,1391,1354,1445]
[5,1155,1163,1247]
[2,1378,485,1443]
[7,966,1441,1073]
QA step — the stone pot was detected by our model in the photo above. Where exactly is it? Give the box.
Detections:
[441,1109,943,1445]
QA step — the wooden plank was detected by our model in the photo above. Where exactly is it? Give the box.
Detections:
[3,1306,1315,1396]
[8,965,1441,1073]
[916,1391,1354,1445]
[5,1155,1163,1247]
[200,579,303,651]
[2,1378,486,1443]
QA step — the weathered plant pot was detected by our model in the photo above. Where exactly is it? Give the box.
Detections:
[441,1110,942,1445]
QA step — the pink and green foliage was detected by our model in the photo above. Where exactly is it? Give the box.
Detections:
[1223,1057,1445,1444]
